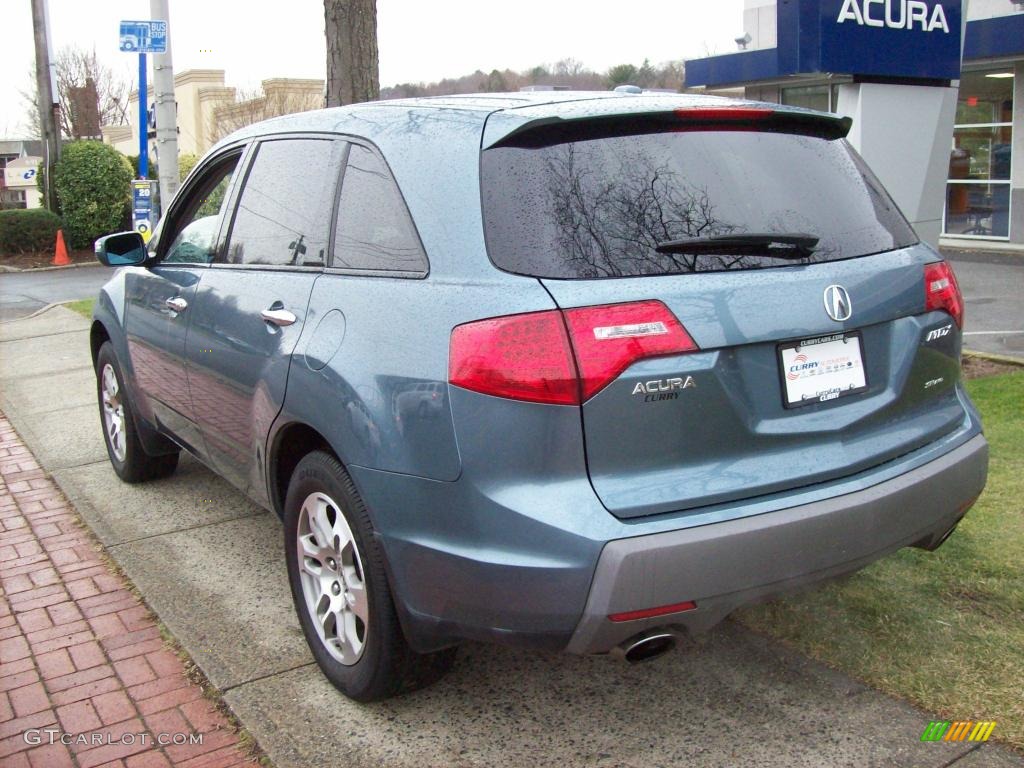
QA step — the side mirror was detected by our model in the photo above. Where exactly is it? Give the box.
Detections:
[94,232,147,267]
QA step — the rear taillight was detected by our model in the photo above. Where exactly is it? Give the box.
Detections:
[449,310,579,405]
[563,301,698,400]
[449,301,698,405]
[924,261,964,328]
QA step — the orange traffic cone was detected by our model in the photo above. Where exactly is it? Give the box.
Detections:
[52,229,70,266]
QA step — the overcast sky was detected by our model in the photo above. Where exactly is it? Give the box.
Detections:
[1,0,744,138]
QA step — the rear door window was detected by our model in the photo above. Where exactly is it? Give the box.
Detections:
[481,125,918,279]
[224,138,343,267]
[332,144,428,275]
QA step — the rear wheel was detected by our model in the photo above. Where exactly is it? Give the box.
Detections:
[284,450,455,701]
[96,342,179,483]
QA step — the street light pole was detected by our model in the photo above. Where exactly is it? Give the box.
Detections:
[150,0,179,217]
[30,0,60,210]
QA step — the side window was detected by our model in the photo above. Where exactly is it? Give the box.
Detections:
[162,153,240,264]
[224,138,341,267]
[333,145,428,274]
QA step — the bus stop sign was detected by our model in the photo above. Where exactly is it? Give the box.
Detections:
[119,20,167,54]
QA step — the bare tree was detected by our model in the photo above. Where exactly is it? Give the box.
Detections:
[22,46,129,138]
[209,82,324,143]
[324,0,379,106]
[553,58,585,78]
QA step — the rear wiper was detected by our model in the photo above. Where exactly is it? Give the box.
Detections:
[655,233,819,257]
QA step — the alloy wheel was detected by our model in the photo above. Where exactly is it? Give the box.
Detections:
[100,363,126,462]
[295,491,369,665]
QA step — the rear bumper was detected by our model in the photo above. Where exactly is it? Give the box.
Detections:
[567,433,988,654]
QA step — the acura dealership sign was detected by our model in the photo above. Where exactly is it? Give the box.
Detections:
[776,0,962,80]
[836,0,950,33]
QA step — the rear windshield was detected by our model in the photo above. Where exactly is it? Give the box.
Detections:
[481,127,917,279]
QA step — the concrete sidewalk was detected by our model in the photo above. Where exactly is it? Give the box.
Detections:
[1,306,1021,768]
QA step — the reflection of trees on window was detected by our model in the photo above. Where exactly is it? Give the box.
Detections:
[543,145,737,277]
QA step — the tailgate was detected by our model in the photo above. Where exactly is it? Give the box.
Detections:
[541,250,966,518]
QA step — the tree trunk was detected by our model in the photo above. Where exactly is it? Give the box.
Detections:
[324,0,379,107]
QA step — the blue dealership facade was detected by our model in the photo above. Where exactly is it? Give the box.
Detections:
[687,0,1024,249]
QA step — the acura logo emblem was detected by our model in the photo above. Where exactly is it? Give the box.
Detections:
[823,285,853,322]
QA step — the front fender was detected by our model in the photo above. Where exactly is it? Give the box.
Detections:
[91,268,176,456]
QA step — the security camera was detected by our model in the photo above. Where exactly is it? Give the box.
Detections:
[735,32,752,50]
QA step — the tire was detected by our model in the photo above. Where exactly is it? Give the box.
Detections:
[96,342,179,483]
[284,450,455,701]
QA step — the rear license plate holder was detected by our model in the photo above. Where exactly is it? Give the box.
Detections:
[778,332,868,408]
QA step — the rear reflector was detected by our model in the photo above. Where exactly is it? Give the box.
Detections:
[924,261,964,328]
[564,301,698,401]
[608,601,697,623]
[449,301,698,405]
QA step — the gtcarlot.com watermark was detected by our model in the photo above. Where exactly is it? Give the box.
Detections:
[24,728,204,748]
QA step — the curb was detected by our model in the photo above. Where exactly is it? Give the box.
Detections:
[0,301,64,324]
[0,260,101,273]
[940,248,1024,266]
[963,348,1024,366]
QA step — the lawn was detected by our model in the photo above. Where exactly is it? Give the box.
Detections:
[65,298,95,319]
[737,370,1024,749]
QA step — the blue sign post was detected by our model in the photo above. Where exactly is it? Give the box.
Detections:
[121,20,167,232]
[137,53,147,178]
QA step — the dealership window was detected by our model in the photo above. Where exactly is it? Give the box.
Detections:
[944,70,1013,240]
[780,84,840,113]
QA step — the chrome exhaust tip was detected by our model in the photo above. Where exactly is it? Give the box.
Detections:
[611,629,679,663]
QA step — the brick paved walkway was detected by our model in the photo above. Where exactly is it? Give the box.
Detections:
[0,415,257,768]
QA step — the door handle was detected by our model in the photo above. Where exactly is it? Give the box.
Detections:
[261,308,297,327]
[165,297,188,313]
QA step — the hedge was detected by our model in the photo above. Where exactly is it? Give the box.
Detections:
[0,208,63,255]
[53,141,133,249]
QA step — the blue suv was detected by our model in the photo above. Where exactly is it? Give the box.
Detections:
[91,92,988,701]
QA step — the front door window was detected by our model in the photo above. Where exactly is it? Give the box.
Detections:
[163,154,241,263]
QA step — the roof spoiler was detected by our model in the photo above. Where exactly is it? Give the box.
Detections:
[486,107,853,150]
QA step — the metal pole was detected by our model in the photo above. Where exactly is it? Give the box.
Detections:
[138,53,148,178]
[42,0,60,163]
[30,0,58,210]
[150,0,179,217]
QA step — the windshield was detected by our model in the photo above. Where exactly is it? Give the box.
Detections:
[481,128,918,279]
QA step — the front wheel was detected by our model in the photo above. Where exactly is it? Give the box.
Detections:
[96,342,179,483]
[284,451,455,701]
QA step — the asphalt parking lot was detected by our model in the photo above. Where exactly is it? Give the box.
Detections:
[944,250,1024,360]
[0,264,110,322]
[2,305,1022,768]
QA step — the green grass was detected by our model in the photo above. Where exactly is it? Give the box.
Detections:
[65,298,95,319]
[737,371,1024,749]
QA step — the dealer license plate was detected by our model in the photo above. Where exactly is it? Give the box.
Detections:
[779,333,867,408]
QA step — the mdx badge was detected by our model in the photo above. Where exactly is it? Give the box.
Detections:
[824,285,853,322]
